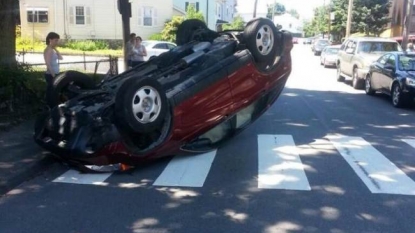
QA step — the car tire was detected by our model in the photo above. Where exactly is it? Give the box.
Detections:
[391,83,408,108]
[34,111,50,136]
[49,71,95,107]
[336,64,344,82]
[352,68,364,89]
[364,74,375,95]
[323,59,328,68]
[176,19,209,46]
[244,18,278,64]
[115,77,167,133]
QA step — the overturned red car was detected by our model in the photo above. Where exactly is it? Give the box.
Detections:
[34,18,293,172]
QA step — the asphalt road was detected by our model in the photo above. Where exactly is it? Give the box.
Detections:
[1,45,415,233]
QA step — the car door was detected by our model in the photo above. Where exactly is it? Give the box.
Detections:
[343,40,356,75]
[381,54,397,93]
[371,54,389,91]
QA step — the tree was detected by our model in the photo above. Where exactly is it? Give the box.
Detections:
[287,9,300,19]
[0,0,18,68]
[185,4,205,22]
[266,2,286,19]
[222,15,245,30]
[161,4,205,42]
[354,0,391,36]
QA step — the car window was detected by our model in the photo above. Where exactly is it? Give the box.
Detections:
[154,43,168,49]
[345,41,356,52]
[398,54,415,71]
[378,54,389,65]
[167,44,176,49]
[386,55,396,67]
[357,41,400,54]
[326,48,340,54]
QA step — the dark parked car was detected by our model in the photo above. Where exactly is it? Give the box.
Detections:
[34,18,293,172]
[312,39,330,55]
[303,38,312,44]
[366,52,415,107]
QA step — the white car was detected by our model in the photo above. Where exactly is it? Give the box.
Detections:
[142,40,177,61]
[320,45,340,68]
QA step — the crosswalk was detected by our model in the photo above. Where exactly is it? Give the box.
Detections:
[53,134,415,196]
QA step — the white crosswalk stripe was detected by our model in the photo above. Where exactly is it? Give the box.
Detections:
[153,150,217,187]
[53,169,112,185]
[257,135,311,190]
[402,139,415,149]
[328,135,415,196]
[50,135,415,196]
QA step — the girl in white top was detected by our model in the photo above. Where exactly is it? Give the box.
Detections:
[43,32,63,107]
[131,36,147,67]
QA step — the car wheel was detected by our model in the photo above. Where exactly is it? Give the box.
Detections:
[244,18,278,64]
[323,59,328,68]
[336,64,344,82]
[391,83,407,108]
[115,77,167,133]
[176,19,209,46]
[49,71,95,107]
[352,68,363,89]
[365,74,375,95]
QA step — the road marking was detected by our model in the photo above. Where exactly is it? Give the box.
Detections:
[328,135,415,195]
[257,135,311,190]
[153,150,217,187]
[402,139,415,149]
[53,170,112,185]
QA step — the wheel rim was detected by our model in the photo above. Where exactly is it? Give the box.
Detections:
[365,77,371,93]
[132,86,161,124]
[255,25,274,55]
[392,85,400,105]
[353,70,357,84]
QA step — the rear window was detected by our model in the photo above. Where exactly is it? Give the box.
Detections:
[357,41,401,54]
[326,48,339,54]
[317,40,330,45]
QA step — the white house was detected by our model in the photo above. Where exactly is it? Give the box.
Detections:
[173,0,237,30]
[19,0,173,41]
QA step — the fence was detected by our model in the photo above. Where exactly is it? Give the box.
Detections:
[16,50,119,77]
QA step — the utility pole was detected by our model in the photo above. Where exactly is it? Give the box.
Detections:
[402,0,415,51]
[117,0,131,70]
[253,0,258,18]
[345,0,354,38]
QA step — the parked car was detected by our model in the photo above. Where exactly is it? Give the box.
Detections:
[292,37,299,44]
[366,52,415,107]
[337,37,402,89]
[320,45,340,68]
[303,38,312,44]
[312,39,330,55]
[34,18,293,172]
[142,40,177,61]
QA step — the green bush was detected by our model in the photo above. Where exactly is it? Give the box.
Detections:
[16,37,44,51]
[63,40,109,51]
[148,33,163,41]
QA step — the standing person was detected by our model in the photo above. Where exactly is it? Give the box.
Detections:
[126,33,136,68]
[407,43,414,52]
[130,36,147,67]
[43,32,63,107]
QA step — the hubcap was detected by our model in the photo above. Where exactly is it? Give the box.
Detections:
[132,86,161,124]
[256,25,274,55]
[393,85,400,105]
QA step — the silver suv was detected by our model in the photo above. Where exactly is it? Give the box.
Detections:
[336,37,402,89]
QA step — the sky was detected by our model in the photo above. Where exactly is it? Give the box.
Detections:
[237,0,328,20]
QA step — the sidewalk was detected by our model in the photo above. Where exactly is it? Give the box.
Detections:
[0,119,54,195]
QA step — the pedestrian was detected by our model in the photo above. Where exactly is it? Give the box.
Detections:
[130,36,147,67]
[43,32,63,107]
[126,33,136,67]
[407,43,414,52]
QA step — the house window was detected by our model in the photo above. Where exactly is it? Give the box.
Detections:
[27,8,48,23]
[75,6,85,25]
[69,6,91,26]
[138,6,158,27]
[185,2,199,11]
